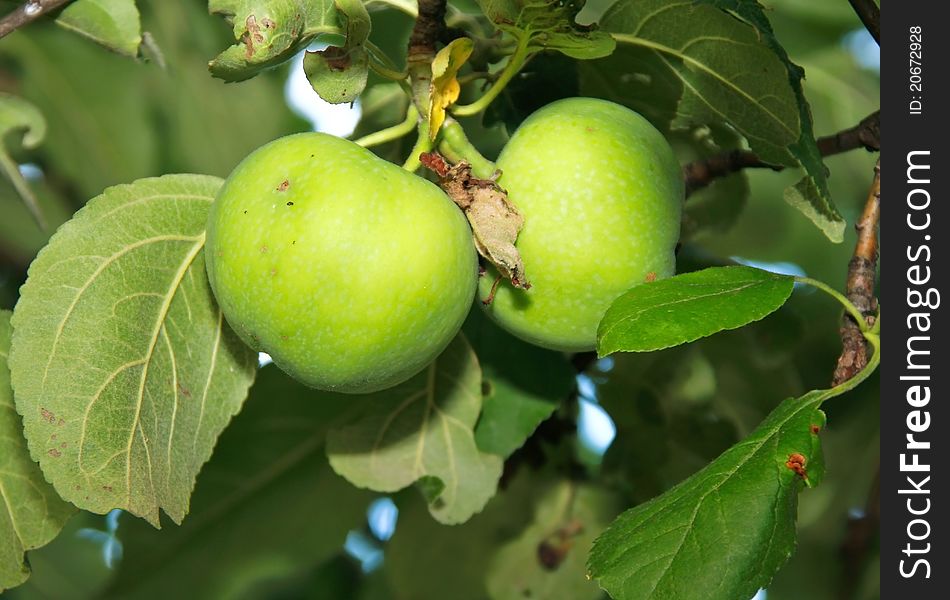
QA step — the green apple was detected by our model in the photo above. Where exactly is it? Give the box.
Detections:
[206,133,477,393]
[479,98,683,352]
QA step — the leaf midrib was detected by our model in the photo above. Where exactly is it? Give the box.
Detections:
[610,32,797,141]
[600,394,822,593]
[599,280,765,342]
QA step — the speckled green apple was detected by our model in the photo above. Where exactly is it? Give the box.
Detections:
[206,133,477,393]
[479,98,683,352]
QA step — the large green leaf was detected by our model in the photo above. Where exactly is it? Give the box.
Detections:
[597,266,795,356]
[9,174,257,527]
[486,481,620,600]
[464,310,573,458]
[106,365,372,599]
[703,0,845,242]
[587,333,880,600]
[208,0,345,82]
[55,0,143,57]
[1,311,75,593]
[583,0,801,165]
[327,335,503,524]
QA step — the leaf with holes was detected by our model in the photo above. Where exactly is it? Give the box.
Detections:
[55,0,143,58]
[9,174,257,527]
[1,311,75,593]
[327,335,503,524]
[209,0,345,82]
[597,266,795,356]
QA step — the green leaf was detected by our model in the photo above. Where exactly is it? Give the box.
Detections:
[55,0,143,57]
[9,174,257,527]
[486,481,621,600]
[208,0,345,82]
[1,311,75,593]
[597,266,795,356]
[590,0,801,166]
[0,94,47,231]
[327,335,503,524]
[701,0,845,241]
[478,0,616,60]
[106,365,372,599]
[587,383,837,600]
[304,0,372,104]
[464,310,573,458]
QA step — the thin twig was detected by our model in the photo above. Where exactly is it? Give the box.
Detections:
[847,0,881,45]
[684,111,880,196]
[831,158,880,386]
[0,0,74,39]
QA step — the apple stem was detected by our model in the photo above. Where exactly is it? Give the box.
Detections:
[482,275,503,305]
[402,122,433,172]
[353,105,419,148]
[438,119,496,179]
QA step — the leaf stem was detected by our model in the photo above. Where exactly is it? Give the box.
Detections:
[0,152,46,231]
[366,41,408,81]
[451,33,531,117]
[795,276,869,333]
[353,105,419,148]
[830,325,879,398]
[402,122,433,172]
[437,119,496,178]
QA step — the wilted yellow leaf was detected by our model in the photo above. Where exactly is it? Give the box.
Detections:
[428,38,474,139]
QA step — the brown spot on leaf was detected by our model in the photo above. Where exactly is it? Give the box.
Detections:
[286,201,294,206]
[314,46,352,71]
[786,452,808,479]
[810,424,821,434]
[178,383,192,398]
[260,245,268,254]
[60,442,67,448]
[537,520,584,571]
[243,15,263,59]
[48,448,61,458]
[103,485,113,492]
[277,180,290,192]
[270,268,278,277]
[261,17,276,29]
[41,408,55,423]
[645,272,657,282]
